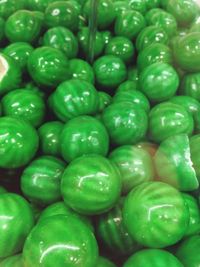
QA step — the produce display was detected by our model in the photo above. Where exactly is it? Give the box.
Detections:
[0,0,200,266]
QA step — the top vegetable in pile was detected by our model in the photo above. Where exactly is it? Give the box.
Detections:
[0,0,200,266]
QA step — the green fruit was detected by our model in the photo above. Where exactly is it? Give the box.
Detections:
[109,145,154,194]
[21,156,65,206]
[180,72,200,101]
[38,121,64,157]
[102,102,148,145]
[0,254,23,267]
[128,67,139,82]
[98,91,112,112]
[123,182,189,248]
[60,116,109,162]
[139,63,179,102]
[114,1,129,17]
[0,116,38,168]
[136,25,168,51]
[124,249,184,267]
[148,102,194,143]
[127,0,147,14]
[0,193,34,258]
[69,58,94,84]
[0,17,5,43]
[145,0,160,9]
[96,257,116,267]
[5,10,42,43]
[105,36,135,63]
[190,134,200,180]
[23,215,99,267]
[26,0,56,11]
[61,155,121,215]
[0,186,7,194]
[44,1,79,32]
[2,89,45,127]
[51,79,99,122]
[28,46,69,87]
[0,0,25,19]
[42,26,78,59]
[116,80,138,92]
[155,134,198,191]
[101,30,112,45]
[115,10,146,40]
[93,55,127,88]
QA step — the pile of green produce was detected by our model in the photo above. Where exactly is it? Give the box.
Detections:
[0,0,200,266]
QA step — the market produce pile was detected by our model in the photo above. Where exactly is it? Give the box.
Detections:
[0,0,200,266]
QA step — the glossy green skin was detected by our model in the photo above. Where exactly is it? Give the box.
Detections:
[124,249,184,267]
[145,0,160,9]
[93,55,127,88]
[109,145,154,194]
[0,193,34,258]
[182,193,200,237]
[114,10,146,40]
[173,33,200,72]
[21,156,65,206]
[137,43,173,71]
[127,0,147,14]
[42,26,78,59]
[180,72,200,102]
[148,102,194,143]
[166,0,198,26]
[23,215,99,267]
[2,89,45,127]
[61,155,121,215]
[38,121,64,157]
[102,102,148,145]
[116,80,138,92]
[0,254,23,267]
[139,63,179,102]
[190,134,200,180]
[5,10,42,43]
[114,1,129,17]
[170,96,200,133]
[4,42,34,72]
[26,0,56,11]
[44,1,79,32]
[113,89,150,112]
[136,25,168,51]
[128,67,139,82]
[101,31,112,45]
[123,182,189,248]
[98,92,112,113]
[145,8,162,23]
[60,116,109,162]
[155,134,199,191]
[78,27,104,58]
[83,0,115,29]
[0,53,21,95]
[38,202,93,231]
[0,0,25,19]
[146,10,177,37]
[52,79,99,122]
[28,46,69,87]
[97,257,116,267]
[0,116,38,168]
[69,59,94,84]
[96,199,140,255]
[105,36,135,63]
[0,17,5,42]
[176,235,200,267]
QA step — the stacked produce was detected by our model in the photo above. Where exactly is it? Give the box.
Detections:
[0,0,199,266]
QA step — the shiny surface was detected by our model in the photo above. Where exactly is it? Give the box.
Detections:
[69,59,95,84]
[0,193,34,258]
[139,63,179,102]
[0,0,25,19]
[23,215,99,267]
[96,199,140,255]
[180,72,200,101]
[60,115,109,162]
[51,79,99,122]
[127,0,147,14]
[136,25,168,51]
[117,80,138,91]
[114,10,146,40]
[27,0,56,11]
[102,102,148,145]
[0,116,38,168]
[42,26,78,59]
[98,91,112,113]
[109,145,154,194]
[21,156,65,206]
[5,10,42,43]
[124,249,184,267]
[2,89,45,127]
[44,1,79,32]
[38,121,64,157]
[155,134,199,191]
[173,33,200,72]
[61,155,121,215]
[148,102,194,143]
[93,55,127,88]
[190,134,200,180]
[28,46,69,87]
[123,182,189,248]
